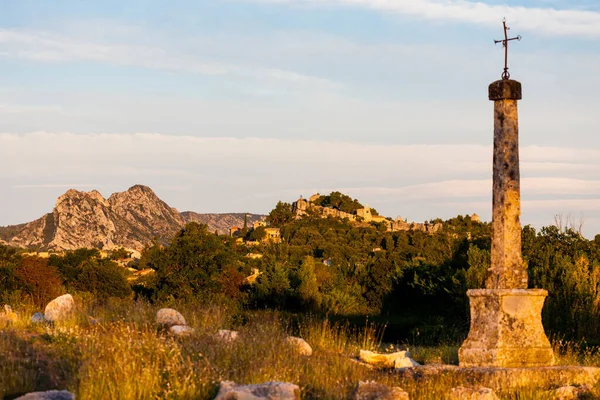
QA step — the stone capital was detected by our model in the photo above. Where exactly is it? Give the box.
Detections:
[489,80,522,101]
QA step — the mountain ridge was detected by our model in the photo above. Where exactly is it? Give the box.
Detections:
[1,185,264,251]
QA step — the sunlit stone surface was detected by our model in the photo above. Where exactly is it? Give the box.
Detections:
[458,80,554,367]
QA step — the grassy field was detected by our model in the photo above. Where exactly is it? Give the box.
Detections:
[1,296,599,400]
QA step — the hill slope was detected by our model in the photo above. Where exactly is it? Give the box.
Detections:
[182,212,263,234]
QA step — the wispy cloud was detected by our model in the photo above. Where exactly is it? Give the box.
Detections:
[0,104,68,115]
[253,0,600,38]
[0,28,340,92]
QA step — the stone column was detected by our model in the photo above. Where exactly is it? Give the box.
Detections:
[458,80,554,368]
[487,80,528,290]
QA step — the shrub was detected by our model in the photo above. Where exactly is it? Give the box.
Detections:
[14,256,64,307]
[73,261,132,299]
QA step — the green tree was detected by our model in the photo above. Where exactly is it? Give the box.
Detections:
[296,256,321,309]
[266,202,294,227]
[0,245,21,295]
[247,226,267,241]
[49,248,101,283]
[152,222,239,300]
[110,247,131,260]
[318,191,364,214]
[254,262,291,307]
[73,260,131,298]
[465,245,490,289]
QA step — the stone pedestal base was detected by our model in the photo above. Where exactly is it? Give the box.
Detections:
[459,289,554,367]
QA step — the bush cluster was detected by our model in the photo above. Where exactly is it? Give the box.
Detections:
[0,248,131,306]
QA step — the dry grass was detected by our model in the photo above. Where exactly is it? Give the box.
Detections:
[1,298,600,399]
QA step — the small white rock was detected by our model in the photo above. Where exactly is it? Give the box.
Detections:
[284,336,313,356]
[214,381,300,400]
[169,325,195,336]
[449,386,499,400]
[156,308,186,328]
[31,312,45,323]
[353,381,409,400]
[359,350,418,369]
[216,329,239,342]
[394,356,420,369]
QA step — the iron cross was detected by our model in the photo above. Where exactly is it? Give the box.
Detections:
[494,19,522,80]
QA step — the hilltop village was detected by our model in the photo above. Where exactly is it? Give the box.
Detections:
[229,192,448,246]
[292,193,444,233]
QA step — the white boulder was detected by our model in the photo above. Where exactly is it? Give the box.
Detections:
[284,336,313,356]
[156,308,186,328]
[214,381,300,400]
[44,294,75,322]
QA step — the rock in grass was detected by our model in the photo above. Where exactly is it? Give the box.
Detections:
[393,356,420,369]
[449,386,499,400]
[284,336,313,356]
[31,312,46,323]
[353,381,409,400]
[156,308,186,328]
[553,385,591,400]
[1,304,18,323]
[216,329,239,342]
[359,350,419,369]
[44,294,75,322]
[214,381,300,400]
[169,325,195,336]
[14,390,75,400]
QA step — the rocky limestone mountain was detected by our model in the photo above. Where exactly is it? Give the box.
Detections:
[0,223,26,242]
[182,212,263,234]
[3,185,265,251]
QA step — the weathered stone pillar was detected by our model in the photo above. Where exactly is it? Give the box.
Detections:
[458,80,554,368]
[487,80,527,290]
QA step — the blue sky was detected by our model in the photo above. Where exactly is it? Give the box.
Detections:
[1,0,600,237]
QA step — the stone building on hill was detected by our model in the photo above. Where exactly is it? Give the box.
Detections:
[264,227,281,243]
[253,220,266,229]
[291,194,442,234]
[356,206,372,221]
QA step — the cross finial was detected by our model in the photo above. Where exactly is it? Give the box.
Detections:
[494,18,522,80]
